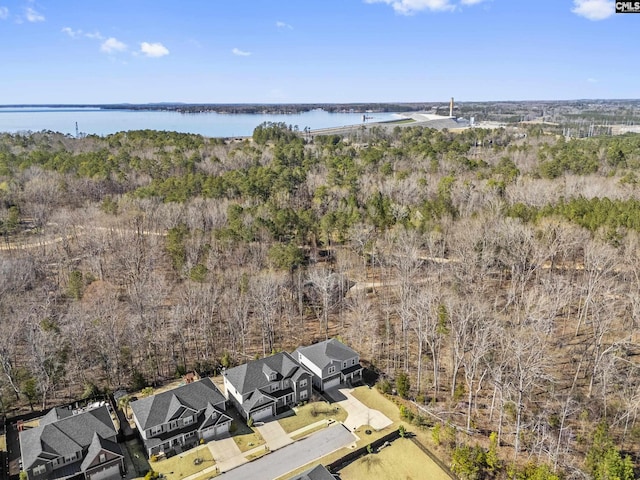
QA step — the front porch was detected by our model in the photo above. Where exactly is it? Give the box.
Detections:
[272,388,295,408]
[341,364,363,385]
[148,430,200,458]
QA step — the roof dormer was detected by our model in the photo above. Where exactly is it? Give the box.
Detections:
[262,364,278,381]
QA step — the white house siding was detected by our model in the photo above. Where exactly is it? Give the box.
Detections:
[223,377,242,404]
[297,354,323,378]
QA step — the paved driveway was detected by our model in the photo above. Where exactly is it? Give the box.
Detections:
[207,433,241,463]
[256,419,292,450]
[216,423,356,480]
[330,387,393,431]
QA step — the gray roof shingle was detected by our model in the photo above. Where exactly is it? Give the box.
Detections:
[287,464,334,480]
[80,432,123,471]
[296,339,358,370]
[130,377,226,431]
[19,405,118,472]
[223,352,308,395]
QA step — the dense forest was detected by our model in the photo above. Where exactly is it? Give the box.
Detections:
[1,123,639,479]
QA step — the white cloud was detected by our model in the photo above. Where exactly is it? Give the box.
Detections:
[364,0,455,14]
[62,26,82,38]
[276,21,293,29]
[85,31,104,40]
[25,6,44,22]
[0,6,8,20]
[232,47,252,56]
[571,0,614,20]
[63,27,105,41]
[101,37,127,54]
[140,42,169,58]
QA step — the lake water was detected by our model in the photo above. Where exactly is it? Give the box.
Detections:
[0,107,399,138]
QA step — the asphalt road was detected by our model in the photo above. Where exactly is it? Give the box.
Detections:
[218,423,356,480]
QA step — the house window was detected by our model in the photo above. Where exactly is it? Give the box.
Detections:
[184,416,194,426]
[272,384,279,392]
[343,362,347,369]
[33,464,46,475]
[300,379,307,388]
[328,366,336,374]
[351,359,356,365]
[150,425,163,436]
[300,390,308,400]
[99,453,106,464]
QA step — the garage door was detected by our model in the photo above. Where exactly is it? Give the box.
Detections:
[323,376,341,391]
[88,463,121,480]
[251,405,274,422]
[202,426,216,441]
[215,422,230,436]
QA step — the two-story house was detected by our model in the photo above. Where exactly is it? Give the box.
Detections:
[223,352,312,422]
[19,404,125,480]
[294,338,362,391]
[130,378,231,457]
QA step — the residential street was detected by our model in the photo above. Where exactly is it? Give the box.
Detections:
[214,423,356,480]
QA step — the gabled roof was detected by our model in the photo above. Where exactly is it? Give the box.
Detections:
[141,406,231,450]
[80,432,123,471]
[295,339,358,370]
[39,407,74,425]
[200,405,232,429]
[287,464,334,480]
[224,352,310,395]
[242,390,276,413]
[130,378,226,431]
[20,405,118,472]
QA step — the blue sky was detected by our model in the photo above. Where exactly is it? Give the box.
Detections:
[0,0,636,103]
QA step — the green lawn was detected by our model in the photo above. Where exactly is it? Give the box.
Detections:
[151,445,214,479]
[340,437,452,480]
[278,401,347,434]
